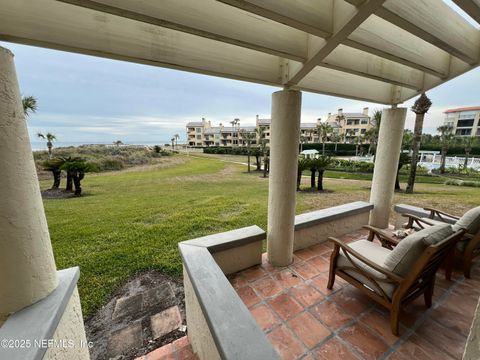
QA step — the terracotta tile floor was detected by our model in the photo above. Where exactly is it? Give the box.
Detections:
[135,335,198,360]
[230,229,480,360]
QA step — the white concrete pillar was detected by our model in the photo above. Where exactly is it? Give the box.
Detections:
[369,107,407,228]
[0,47,58,320]
[267,89,302,266]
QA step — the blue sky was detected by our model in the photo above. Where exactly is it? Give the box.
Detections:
[2,36,479,146]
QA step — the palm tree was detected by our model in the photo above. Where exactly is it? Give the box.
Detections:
[37,132,56,157]
[406,93,432,194]
[22,95,37,117]
[365,109,382,156]
[317,123,332,155]
[61,157,95,196]
[395,130,414,190]
[460,136,477,169]
[297,157,310,191]
[313,156,332,191]
[353,136,364,156]
[42,157,65,189]
[174,134,180,149]
[171,137,175,149]
[240,129,256,173]
[255,126,269,177]
[331,133,340,152]
[437,125,454,174]
[299,135,307,153]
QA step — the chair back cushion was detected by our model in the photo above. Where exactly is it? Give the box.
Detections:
[383,224,453,276]
[452,206,480,234]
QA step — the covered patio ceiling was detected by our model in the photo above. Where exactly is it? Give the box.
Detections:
[0,0,479,105]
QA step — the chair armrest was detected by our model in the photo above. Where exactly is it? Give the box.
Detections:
[423,207,460,221]
[328,237,403,283]
[362,225,399,249]
[402,213,436,230]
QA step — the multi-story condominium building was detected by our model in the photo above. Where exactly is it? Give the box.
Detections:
[444,106,480,137]
[325,108,372,143]
[186,108,372,147]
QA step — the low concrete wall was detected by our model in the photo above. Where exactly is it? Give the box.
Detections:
[44,288,90,360]
[294,201,373,250]
[179,234,280,360]
[0,267,90,360]
[393,203,457,229]
[183,269,221,360]
[181,225,264,275]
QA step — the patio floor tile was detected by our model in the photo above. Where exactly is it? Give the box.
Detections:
[307,256,330,273]
[236,285,260,308]
[310,300,353,331]
[268,293,303,321]
[314,337,360,360]
[267,325,306,360]
[242,265,267,282]
[252,276,283,299]
[289,283,324,307]
[291,261,320,280]
[287,312,331,349]
[274,269,302,289]
[250,303,281,331]
[339,323,389,360]
[329,287,372,317]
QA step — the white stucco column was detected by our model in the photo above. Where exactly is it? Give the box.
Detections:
[267,89,302,266]
[369,107,407,228]
[0,46,58,320]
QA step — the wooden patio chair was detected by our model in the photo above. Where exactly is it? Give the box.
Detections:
[327,224,465,335]
[403,206,480,278]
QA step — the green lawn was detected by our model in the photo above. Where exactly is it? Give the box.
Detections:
[41,155,480,318]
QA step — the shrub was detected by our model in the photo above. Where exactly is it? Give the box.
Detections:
[444,179,480,187]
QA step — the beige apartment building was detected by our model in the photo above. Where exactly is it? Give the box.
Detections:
[444,106,480,137]
[326,107,372,143]
[187,108,372,147]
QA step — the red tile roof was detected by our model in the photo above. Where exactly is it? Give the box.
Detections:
[444,106,480,113]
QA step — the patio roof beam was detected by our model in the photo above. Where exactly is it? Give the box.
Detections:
[342,39,447,79]
[216,0,333,38]
[57,0,309,62]
[376,0,479,65]
[452,0,480,24]
[286,0,387,86]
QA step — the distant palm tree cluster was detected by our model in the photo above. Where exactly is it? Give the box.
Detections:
[297,156,332,192]
[22,95,93,196]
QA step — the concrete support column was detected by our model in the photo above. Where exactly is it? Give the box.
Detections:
[267,89,302,266]
[369,107,407,228]
[0,47,58,321]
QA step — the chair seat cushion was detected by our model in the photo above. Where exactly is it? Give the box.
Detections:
[337,240,396,298]
[384,224,453,276]
[452,206,480,234]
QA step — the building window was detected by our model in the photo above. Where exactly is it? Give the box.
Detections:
[196,135,202,139]
[456,129,472,136]
[196,128,202,133]
[457,119,474,127]
[361,119,368,125]
[361,129,366,134]
[459,111,476,119]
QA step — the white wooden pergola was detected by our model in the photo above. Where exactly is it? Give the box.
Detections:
[1,2,480,359]
[0,0,479,104]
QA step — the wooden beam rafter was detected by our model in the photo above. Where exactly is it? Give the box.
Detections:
[286,0,387,86]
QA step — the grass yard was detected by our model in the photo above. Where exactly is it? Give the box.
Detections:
[41,154,480,318]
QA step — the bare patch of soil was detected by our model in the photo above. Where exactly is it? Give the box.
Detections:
[41,188,77,199]
[85,270,185,360]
